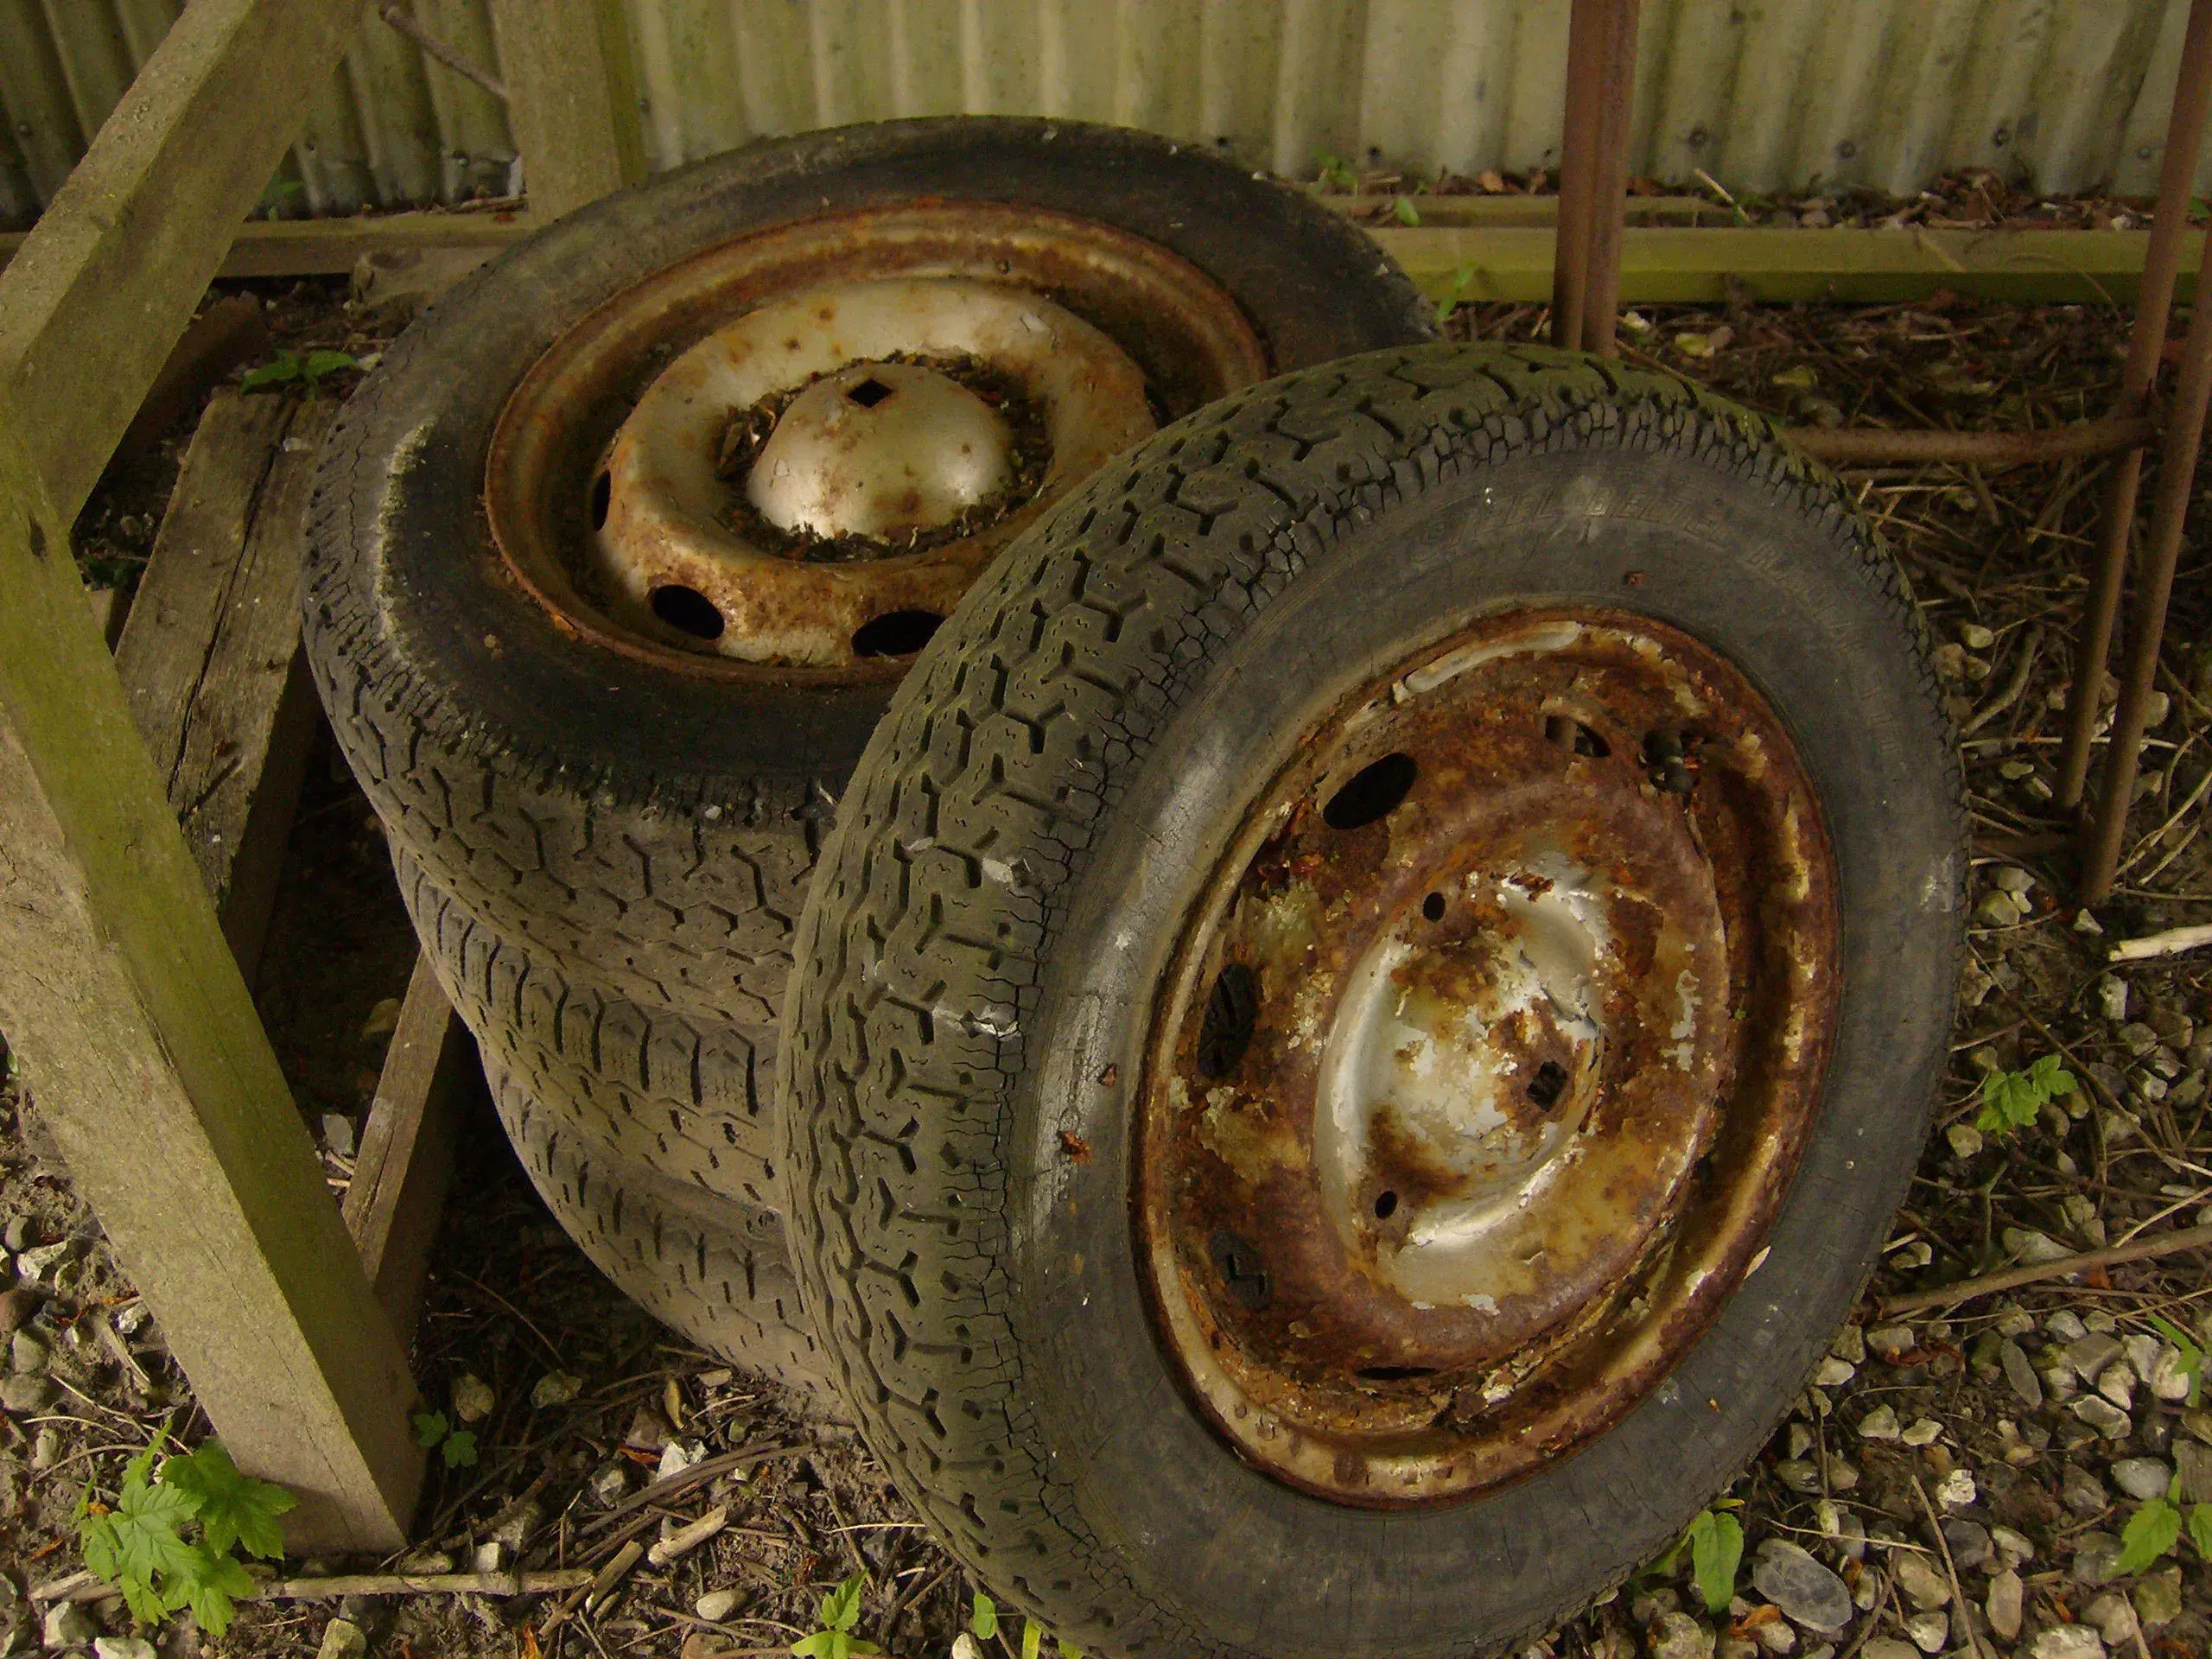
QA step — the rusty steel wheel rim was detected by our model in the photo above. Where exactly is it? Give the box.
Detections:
[1136,608,1840,1506]
[486,204,1268,683]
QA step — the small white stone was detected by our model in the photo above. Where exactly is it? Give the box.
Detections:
[1857,1404,1901,1440]
[1992,1525,2036,1570]
[1904,1611,1948,1653]
[43,1603,94,1648]
[1987,1569,2024,1640]
[696,1588,741,1623]
[2111,1458,2173,1502]
[2097,1362,2137,1410]
[1866,1325,1916,1361]
[1902,1417,1945,1447]
[531,1370,583,1408]
[2148,1344,2195,1402]
[2031,1625,2105,1659]
[94,1639,157,1659]
[1814,1357,1857,1388]
[1935,1468,1977,1509]
[452,1372,495,1423]
[2084,1592,2139,1647]
[1892,1550,1952,1610]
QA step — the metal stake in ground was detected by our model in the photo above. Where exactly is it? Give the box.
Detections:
[2081,214,2212,902]
[2057,0,2212,818]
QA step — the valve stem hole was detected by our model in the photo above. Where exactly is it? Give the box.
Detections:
[1421,892,1446,922]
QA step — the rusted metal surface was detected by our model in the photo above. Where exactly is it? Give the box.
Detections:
[486,202,1268,683]
[2061,0,2212,816]
[2081,218,2212,901]
[1137,610,1840,1506]
[746,360,1016,539]
[1788,414,2160,469]
[585,276,1147,666]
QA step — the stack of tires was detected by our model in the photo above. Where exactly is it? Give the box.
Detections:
[308,117,1963,1659]
[303,119,1436,1389]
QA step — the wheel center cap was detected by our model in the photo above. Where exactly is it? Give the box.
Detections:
[1317,867,1606,1304]
[747,360,1015,540]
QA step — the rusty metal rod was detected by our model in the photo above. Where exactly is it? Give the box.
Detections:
[1577,0,1641,356]
[1787,415,2158,469]
[2056,0,2212,811]
[1550,0,1607,351]
[2079,221,2212,904]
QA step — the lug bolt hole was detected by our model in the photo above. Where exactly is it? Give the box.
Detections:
[1373,1190,1399,1219]
[1641,729,1694,793]
[589,469,612,530]
[1197,963,1259,1079]
[851,608,945,658]
[1544,715,1610,758]
[650,583,725,640]
[1323,752,1417,830]
[1527,1059,1568,1110]
[1421,892,1446,923]
[845,377,893,408]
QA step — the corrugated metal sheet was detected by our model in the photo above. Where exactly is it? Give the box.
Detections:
[7,1,2212,234]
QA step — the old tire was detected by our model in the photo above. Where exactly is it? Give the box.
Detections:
[781,344,1961,1656]
[304,118,1433,1382]
[304,116,1433,1034]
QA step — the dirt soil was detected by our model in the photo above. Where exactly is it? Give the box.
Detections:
[8,181,2212,1659]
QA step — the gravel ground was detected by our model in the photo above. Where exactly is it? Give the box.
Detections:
[5,174,2212,1659]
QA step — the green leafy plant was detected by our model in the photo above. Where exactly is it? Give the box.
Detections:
[1392,194,1421,226]
[2150,1313,2205,1407]
[1651,1504,1744,1612]
[1433,258,1482,326]
[2114,1472,2212,1574]
[1314,151,1357,191]
[76,1438,291,1637]
[1974,1052,2075,1136]
[791,1573,880,1659]
[970,1590,998,1640]
[239,347,361,395]
[410,1408,479,1469]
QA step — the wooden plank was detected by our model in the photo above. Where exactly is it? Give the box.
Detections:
[0,0,374,521]
[0,0,423,1551]
[487,0,644,220]
[114,293,270,466]
[1380,224,2209,307]
[3,207,2195,308]
[114,392,329,979]
[343,955,466,1340]
[0,437,420,1552]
